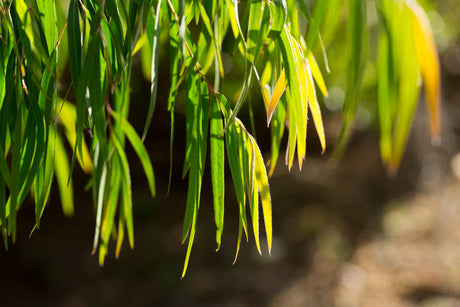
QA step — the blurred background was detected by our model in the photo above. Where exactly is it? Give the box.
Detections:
[1,1,460,306]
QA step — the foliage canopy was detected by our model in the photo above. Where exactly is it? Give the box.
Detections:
[0,0,440,276]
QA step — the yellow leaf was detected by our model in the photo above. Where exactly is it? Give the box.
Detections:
[307,51,329,98]
[289,34,308,170]
[267,69,286,125]
[251,135,272,254]
[304,61,326,152]
[408,0,441,142]
[58,101,93,173]
[132,33,147,56]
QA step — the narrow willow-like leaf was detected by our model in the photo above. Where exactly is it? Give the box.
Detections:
[247,0,262,63]
[111,111,156,197]
[9,99,22,242]
[267,0,287,40]
[73,33,102,180]
[36,0,57,53]
[221,64,253,135]
[181,190,198,278]
[278,25,307,170]
[182,68,197,179]
[142,0,162,141]
[53,131,74,217]
[115,204,125,259]
[225,122,248,241]
[227,0,247,57]
[268,69,286,125]
[377,29,393,163]
[210,95,225,251]
[333,0,367,158]
[297,0,330,74]
[167,7,180,193]
[389,7,420,173]
[237,123,254,247]
[308,0,343,52]
[234,120,249,241]
[182,76,207,278]
[198,2,224,77]
[117,144,135,250]
[269,94,287,176]
[245,134,261,254]
[67,0,82,89]
[408,0,441,142]
[304,61,326,153]
[92,162,107,254]
[233,217,243,264]
[250,134,272,254]
[100,167,121,263]
[306,51,328,98]
[33,134,55,231]
[58,101,93,173]
[0,143,11,188]
[178,0,186,59]
[285,0,299,40]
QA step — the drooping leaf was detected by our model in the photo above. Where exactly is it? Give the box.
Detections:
[267,69,286,126]
[333,0,367,159]
[142,0,163,141]
[111,111,156,197]
[408,0,441,142]
[389,5,420,173]
[210,94,225,251]
[53,131,74,217]
[304,61,326,153]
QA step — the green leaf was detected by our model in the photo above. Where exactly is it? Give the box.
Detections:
[100,164,121,264]
[377,28,393,163]
[269,93,287,177]
[246,0,263,64]
[72,33,102,182]
[92,156,108,255]
[181,74,208,278]
[245,134,260,254]
[389,6,420,173]
[67,0,82,89]
[278,25,307,170]
[111,111,156,197]
[306,51,328,98]
[222,64,253,135]
[267,0,287,40]
[53,131,74,217]
[250,134,272,254]
[9,97,22,242]
[116,138,135,250]
[227,0,247,57]
[333,0,367,158]
[304,60,326,153]
[36,0,57,53]
[142,0,163,141]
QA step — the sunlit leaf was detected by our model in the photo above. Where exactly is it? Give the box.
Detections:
[142,0,163,141]
[333,0,367,159]
[250,135,272,254]
[304,61,326,153]
[408,0,441,142]
[267,69,286,126]
[210,95,225,251]
[111,111,156,197]
[53,131,74,217]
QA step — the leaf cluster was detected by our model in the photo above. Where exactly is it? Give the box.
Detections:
[0,0,440,276]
